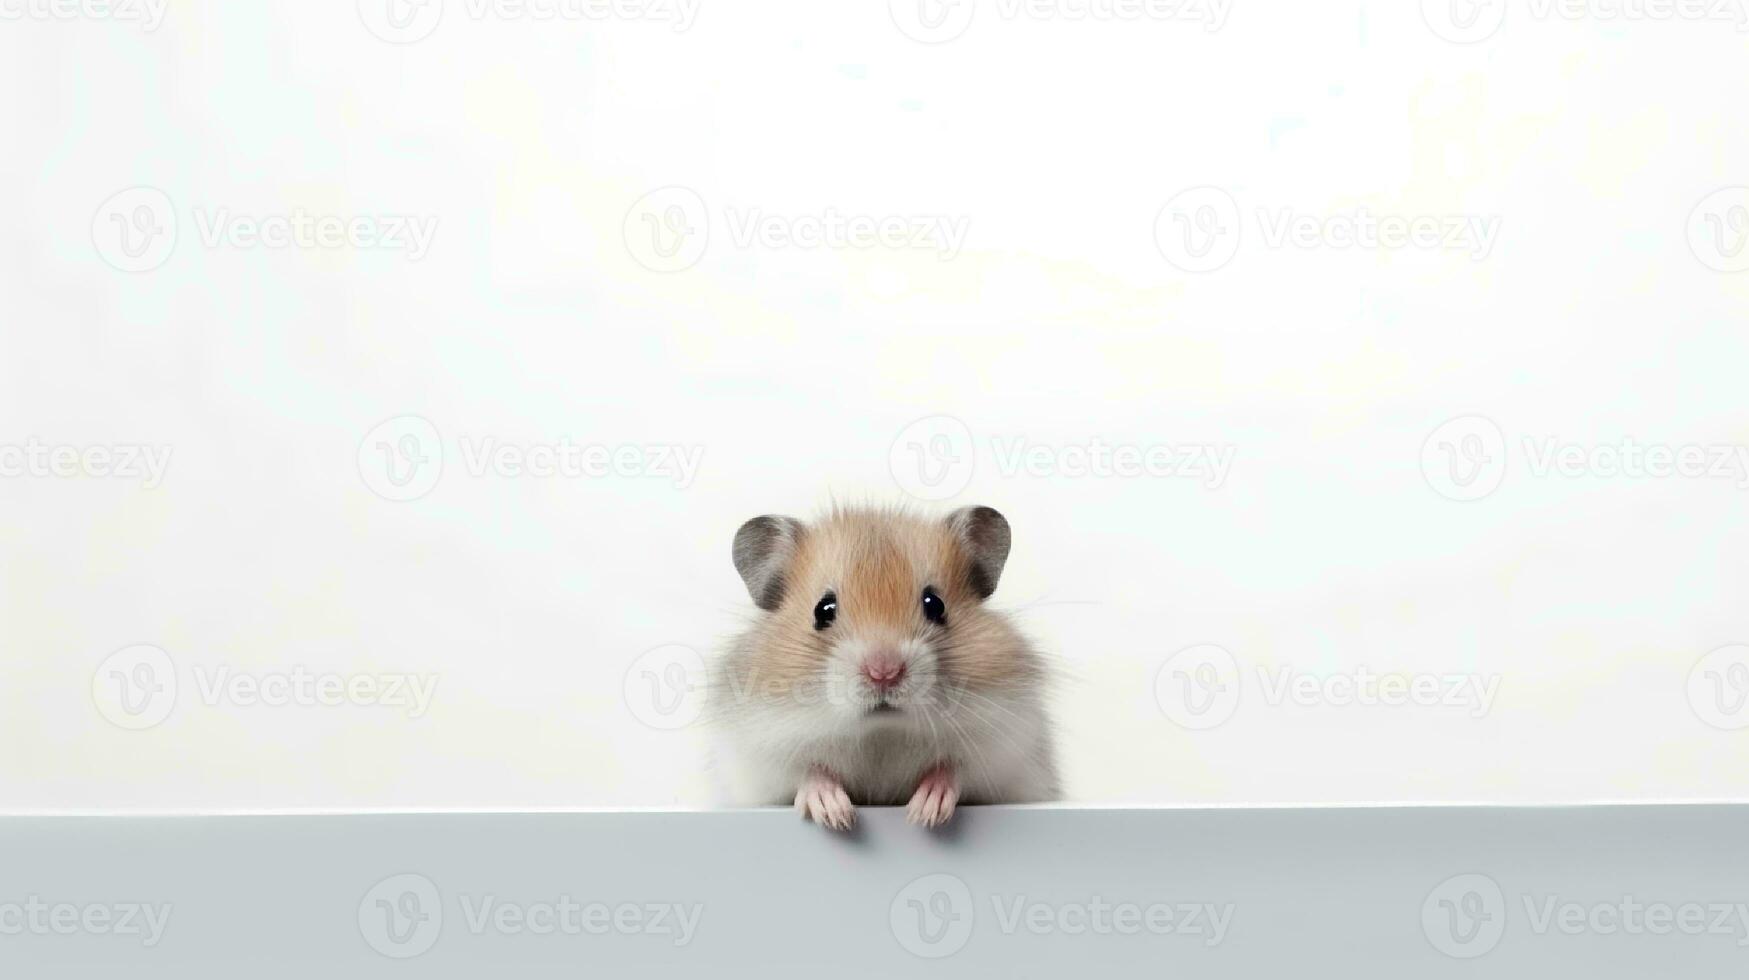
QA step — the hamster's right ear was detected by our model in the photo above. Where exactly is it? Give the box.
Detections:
[732,515,806,611]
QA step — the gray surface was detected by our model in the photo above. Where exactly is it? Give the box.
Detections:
[2,805,1747,976]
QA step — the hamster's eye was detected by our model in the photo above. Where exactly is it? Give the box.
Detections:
[921,586,946,625]
[813,592,837,630]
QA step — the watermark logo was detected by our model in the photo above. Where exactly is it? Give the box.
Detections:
[624,644,706,730]
[1424,0,1749,41]
[1421,415,1508,501]
[1688,644,1749,730]
[891,0,1230,42]
[624,186,710,272]
[358,417,703,500]
[1157,187,1503,271]
[890,873,974,958]
[91,644,177,731]
[358,0,445,42]
[1154,644,1241,730]
[1423,416,1749,501]
[624,187,970,271]
[889,415,1235,501]
[93,189,438,269]
[359,415,444,502]
[1422,873,1506,958]
[92,187,177,273]
[889,415,977,501]
[1687,187,1749,273]
[1420,0,1508,42]
[359,874,443,959]
[889,0,976,41]
[1154,186,1242,272]
[1155,647,1501,727]
[360,0,698,41]
[1424,872,1749,955]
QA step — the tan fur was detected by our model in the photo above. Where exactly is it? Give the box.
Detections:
[710,505,1059,810]
[744,507,1029,701]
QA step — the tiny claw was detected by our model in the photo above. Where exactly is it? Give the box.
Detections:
[795,768,856,831]
[905,763,960,828]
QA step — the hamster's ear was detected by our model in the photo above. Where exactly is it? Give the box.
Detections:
[732,515,805,611]
[946,505,1011,599]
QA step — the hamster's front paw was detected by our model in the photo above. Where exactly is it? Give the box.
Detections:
[905,763,959,828]
[795,767,855,831]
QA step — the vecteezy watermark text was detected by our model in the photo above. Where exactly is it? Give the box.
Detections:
[356,873,701,960]
[0,0,168,30]
[889,415,1234,501]
[1422,872,1749,959]
[92,645,440,731]
[0,439,171,488]
[0,898,172,947]
[623,186,970,272]
[1422,415,1749,501]
[358,415,704,502]
[358,0,701,43]
[1155,187,1502,272]
[1422,0,1749,44]
[456,437,703,485]
[889,0,1232,44]
[192,208,438,261]
[458,895,702,944]
[191,666,438,719]
[92,187,439,273]
[889,872,1233,959]
[1154,644,1502,730]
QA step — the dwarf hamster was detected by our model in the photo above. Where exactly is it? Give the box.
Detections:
[708,505,1058,829]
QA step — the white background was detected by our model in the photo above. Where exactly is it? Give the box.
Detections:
[3,0,1748,812]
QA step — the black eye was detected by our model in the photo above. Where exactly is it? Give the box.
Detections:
[813,592,837,630]
[921,587,946,625]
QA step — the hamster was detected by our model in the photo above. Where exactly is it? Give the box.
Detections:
[708,504,1058,830]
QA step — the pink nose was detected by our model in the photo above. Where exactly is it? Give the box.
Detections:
[861,654,907,693]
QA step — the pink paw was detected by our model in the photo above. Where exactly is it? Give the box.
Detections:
[906,763,960,828]
[795,768,855,831]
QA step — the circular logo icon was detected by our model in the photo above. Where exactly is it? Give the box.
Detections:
[92,644,178,730]
[1154,644,1240,730]
[624,644,707,730]
[1686,187,1749,274]
[1420,0,1507,43]
[358,416,443,502]
[624,186,709,273]
[889,0,975,43]
[1421,415,1507,502]
[1688,644,1749,731]
[358,0,444,43]
[92,187,177,273]
[1154,186,1241,273]
[359,873,442,958]
[889,415,975,502]
[1421,873,1505,958]
[890,873,974,958]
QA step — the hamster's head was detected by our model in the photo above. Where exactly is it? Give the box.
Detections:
[729,506,1019,726]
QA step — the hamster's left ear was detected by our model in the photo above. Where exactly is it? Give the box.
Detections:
[946,505,1011,599]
